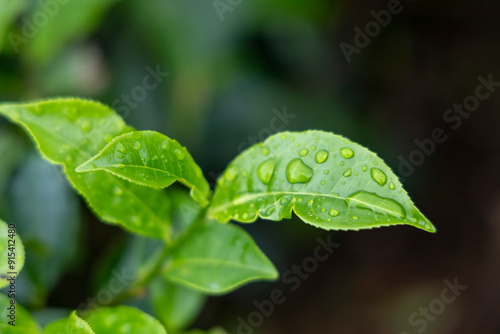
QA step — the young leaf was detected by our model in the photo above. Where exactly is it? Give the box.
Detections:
[0,99,172,240]
[82,306,167,334]
[0,220,25,288]
[0,294,41,333]
[150,278,206,332]
[76,131,210,207]
[44,311,94,334]
[208,131,436,233]
[163,222,278,294]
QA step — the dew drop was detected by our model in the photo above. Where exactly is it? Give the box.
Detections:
[281,134,287,139]
[261,147,269,156]
[315,150,329,164]
[324,170,329,174]
[352,216,359,221]
[343,168,352,177]
[362,166,367,171]
[280,198,289,205]
[389,182,395,190]
[307,199,314,207]
[297,197,304,203]
[81,120,92,133]
[340,161,344,166]
[311,146,316,151]
[133,141,142,150]
[242,213,249,219]
[175,148,185,160]
[329,209,339,217]
[299,149,308,157]
[64,107,77,121]
[370,167,387,186]
[114,186,123,195]
[321,208,326,213]
[258,159,276,185]
[116,142,127,154]
[286,159,314,184]
[225,167,237,181]
[161,141,168,150]
[32,106,43,116]
[346,191,406,219]
[340,148,354,159]
[265,206,276,215]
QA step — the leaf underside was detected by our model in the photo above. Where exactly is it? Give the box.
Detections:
[208,131,436,233]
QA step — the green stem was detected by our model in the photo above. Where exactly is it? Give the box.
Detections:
[107,206,208,306]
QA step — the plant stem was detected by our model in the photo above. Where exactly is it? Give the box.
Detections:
[107,206,208,306]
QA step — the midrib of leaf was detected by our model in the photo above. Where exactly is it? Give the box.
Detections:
[4,110,168,230]
[209,190,413,222]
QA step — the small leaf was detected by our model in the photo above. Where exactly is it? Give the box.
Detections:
[164,222,278,294]
[150,278,206,332]
[0,99,172,239]
[82,306,167,334]
[208,131,436,233]
[44,311,94,334]
[0,220,25,288]
[0,294,41,332]
[76,131,210,207]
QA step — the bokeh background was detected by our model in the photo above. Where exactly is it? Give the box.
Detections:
[0,0,499,333]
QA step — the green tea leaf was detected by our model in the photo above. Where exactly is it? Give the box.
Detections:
[208,131,436,233]
[150,278,206,332]
[44,311,94,334]
[164,222,278,294]
[76,131,210,207]
[0,220,25,288]
[0,99,172,240]
[83,306,167,334]
[0,293,40,333]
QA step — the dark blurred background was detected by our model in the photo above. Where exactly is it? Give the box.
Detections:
[0,0,499,333]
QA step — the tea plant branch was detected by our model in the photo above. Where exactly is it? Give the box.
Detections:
[106,206,209,306]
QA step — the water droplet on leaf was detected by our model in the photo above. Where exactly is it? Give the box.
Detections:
[315,150,329,164]
[257,158,276,185]
[286,159,314,184]
[340,148,354,159]
[370,168,387,186]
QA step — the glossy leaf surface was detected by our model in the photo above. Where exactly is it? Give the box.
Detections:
[0,99,172,239]
[44,312,94,334]
[83,306,167,334]
[76,131,210,206]
[164,222,278,294]
[208,131,435,233]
